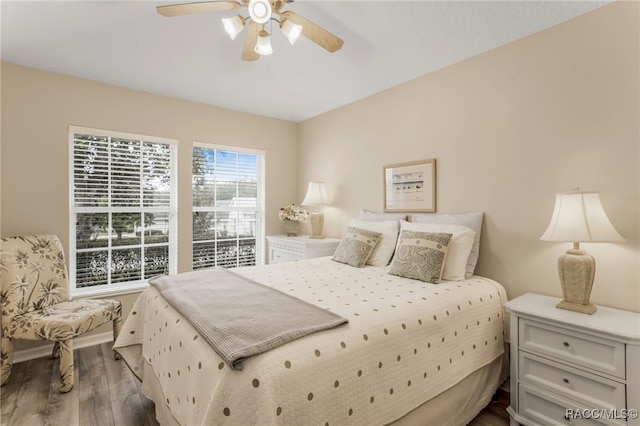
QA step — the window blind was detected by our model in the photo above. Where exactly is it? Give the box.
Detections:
[70,126,177,294]
[192,143,265,269]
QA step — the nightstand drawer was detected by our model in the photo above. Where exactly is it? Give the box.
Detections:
[269,249,302,264]
[266,236,340,265]
[519,352,626,410]
[519,383,625,426]
[519,319,625,379]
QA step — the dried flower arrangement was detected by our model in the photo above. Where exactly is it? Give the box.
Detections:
[278,204,308,223]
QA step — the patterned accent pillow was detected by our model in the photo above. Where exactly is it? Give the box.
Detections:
[399,221,474,281]
[332,227,382,268]
[349,219,399,267]
[388,231,452,284]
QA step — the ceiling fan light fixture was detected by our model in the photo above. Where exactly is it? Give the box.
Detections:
[221,15,245,40]
[248,0,271,24]
[158,0,344,61]
[255,30,273,55]
[280,19,302,45]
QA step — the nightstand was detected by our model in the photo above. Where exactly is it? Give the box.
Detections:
[505,293,640,426]
[266,235,340,264]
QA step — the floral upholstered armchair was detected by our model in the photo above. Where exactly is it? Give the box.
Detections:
[0,235,122,392]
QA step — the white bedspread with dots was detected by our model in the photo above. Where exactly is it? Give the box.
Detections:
[114,257,506,426]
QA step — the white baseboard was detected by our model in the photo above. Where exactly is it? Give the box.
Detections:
[13,332,114,364]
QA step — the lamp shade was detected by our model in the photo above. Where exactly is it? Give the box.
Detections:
[221,15,245,40]
[540,191,625,243]
[280,19,302,45]
[301,182,328,207]
[255,30,273,55]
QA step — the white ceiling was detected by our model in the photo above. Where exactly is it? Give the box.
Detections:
[1,1,608,123]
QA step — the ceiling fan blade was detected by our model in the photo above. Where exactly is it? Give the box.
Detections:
[242,21,260,61]
[280,11,343,53]
[157,1,241,17]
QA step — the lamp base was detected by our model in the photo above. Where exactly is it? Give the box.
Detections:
[308,211,325,239]
[556,248,597,315]
[556,300,597,314]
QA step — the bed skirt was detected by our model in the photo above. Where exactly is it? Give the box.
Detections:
[140,352,508,426]
[392,352,508,425]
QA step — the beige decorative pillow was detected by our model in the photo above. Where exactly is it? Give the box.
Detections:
[399,221,475,281]
[332,227,382,268]
[349,219,399,266]
[388,231,452,284]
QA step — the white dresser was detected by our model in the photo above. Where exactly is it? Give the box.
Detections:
[266,235,340,264]
[505,293,640,426]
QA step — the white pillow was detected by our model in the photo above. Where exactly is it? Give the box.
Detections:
[399,221,475,281]
[358,210,407,222]
[410,212,483,278]
[349,219,399,266]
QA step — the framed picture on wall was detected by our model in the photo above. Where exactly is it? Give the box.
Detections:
[383,159,436,212]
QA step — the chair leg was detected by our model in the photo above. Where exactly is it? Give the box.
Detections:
[1,337,15,386]
[113,313,123,360]
[52,341,61,358]
[58,339,74,392]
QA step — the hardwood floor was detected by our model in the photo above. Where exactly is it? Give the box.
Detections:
[468,387,511,426]
[1,343,510,425]
[1,343,158,426]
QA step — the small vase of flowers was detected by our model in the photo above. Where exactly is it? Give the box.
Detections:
[279,204,308,236]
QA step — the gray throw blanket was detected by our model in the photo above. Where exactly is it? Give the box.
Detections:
[149,268,348,370]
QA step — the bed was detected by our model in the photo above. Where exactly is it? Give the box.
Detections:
[114,254,507,425]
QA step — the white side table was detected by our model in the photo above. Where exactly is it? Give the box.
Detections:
[505,293,640,426]
[266,235,340,264]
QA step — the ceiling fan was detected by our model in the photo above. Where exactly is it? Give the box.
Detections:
[157,0,344,61]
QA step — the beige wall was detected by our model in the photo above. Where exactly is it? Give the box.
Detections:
[1,63,299,252]
[0,63,298,350]
[297,2,640,312]
[1,1,638,357]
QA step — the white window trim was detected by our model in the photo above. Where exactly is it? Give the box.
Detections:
[69,125,178,297]
[192,141,266,267]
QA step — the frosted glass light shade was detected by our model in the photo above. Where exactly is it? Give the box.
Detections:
[221,16,245,40]
[281,19,302,45]
[255,31,273,55]
[540,191,625,243]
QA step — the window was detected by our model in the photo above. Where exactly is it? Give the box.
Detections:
[192,143,265,269]
[70,126,177,295]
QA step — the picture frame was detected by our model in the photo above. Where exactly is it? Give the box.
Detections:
[383,159,436,212]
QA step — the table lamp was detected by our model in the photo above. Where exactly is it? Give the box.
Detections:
[540,190,625,314]
[302,182,328,239]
